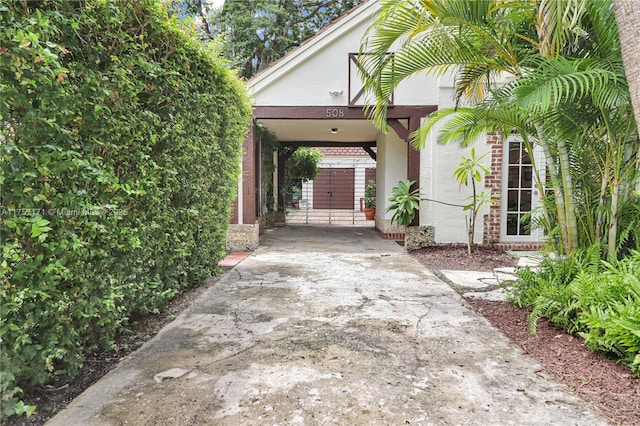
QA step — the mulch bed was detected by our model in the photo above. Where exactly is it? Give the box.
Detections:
[410,244,639,426]
[411,244,519,272]
[472,299,640,426]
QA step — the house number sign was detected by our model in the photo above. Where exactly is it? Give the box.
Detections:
[326,108,345,118]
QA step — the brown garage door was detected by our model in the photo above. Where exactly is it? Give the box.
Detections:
[313,168,354,209]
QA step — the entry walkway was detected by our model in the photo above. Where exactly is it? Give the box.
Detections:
[48,227,605,425]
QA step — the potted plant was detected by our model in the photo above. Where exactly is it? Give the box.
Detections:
[364,179,376,220]
[291,186,302,209]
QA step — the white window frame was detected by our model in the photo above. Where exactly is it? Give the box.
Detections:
[500,135,545,243]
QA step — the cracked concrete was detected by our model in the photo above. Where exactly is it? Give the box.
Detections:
[47,227,607,426]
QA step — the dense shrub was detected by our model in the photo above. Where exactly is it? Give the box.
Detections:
[0,0,250,418]
[508,247,640,374]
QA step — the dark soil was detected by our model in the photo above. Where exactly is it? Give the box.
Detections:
[8,245,639,426]
[411,244,519,272]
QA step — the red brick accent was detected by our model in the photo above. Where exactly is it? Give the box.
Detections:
[381,232,405,240]
[319,146,376,156]
[483,133,503,245]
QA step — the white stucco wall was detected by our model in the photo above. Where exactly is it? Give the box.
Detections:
[419,79,491,244]
[247,0,496,245]
[250,2,439,108]
[376,130,407,233]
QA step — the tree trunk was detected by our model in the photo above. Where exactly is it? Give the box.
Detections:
[469,176,477,255]
[196,0,212,37]
[614,1,640,197]
[535,124,572,255]
[614,0,640,129]
[594,167,609,242]
[608,180,620,259]
[556,137,579,253]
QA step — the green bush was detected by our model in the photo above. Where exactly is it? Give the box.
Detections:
[0,0,250,419]
[507,245,602,333]
[573,253,640,372]
[508,247,640,373]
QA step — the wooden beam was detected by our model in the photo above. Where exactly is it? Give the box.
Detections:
[407,116,421,226]
[363,146,377,160]
[386,118,408,140]
[253,105,437,120]
[279,141,376,148]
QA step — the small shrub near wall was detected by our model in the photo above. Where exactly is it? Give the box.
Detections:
[0,0,251,419]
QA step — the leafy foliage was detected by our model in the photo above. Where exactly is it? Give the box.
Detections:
[573,254,640,371]
[364,179,376,209]
[508,248,640,373]
[386,180,420,229]
[285,147,322,193]
[0,0,250,419]
[208,0,365,79]
[255,127,322,213]
[361,0,639,259]
[452,148,493,254]
[256,125,280,213]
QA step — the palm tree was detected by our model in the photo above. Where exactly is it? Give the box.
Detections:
[614,0,640,129]
[360,0,526,128]
[360,0,639,258]
[359,0,579,254]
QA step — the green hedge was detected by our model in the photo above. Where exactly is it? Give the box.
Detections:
[0,0,250,419]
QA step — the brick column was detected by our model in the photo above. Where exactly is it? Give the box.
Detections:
[483,133,503,245]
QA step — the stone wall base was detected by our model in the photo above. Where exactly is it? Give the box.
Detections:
[226,222,260,252]
[404,226,436,251]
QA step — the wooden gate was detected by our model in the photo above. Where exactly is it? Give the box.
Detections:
[313,168,354,209]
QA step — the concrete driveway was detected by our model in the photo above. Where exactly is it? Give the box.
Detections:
[47,227,606,425]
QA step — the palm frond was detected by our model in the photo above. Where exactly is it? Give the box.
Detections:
[514,57,617,114]
[410,92,535,149]
[535,0,587,58]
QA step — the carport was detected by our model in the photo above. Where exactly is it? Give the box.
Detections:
[253,105,433,229]
[226,0,438,251]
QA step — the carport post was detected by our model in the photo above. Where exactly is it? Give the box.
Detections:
[407,115,421,226]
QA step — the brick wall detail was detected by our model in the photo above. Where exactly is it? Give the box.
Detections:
[319,146,375,156]
[483,133,503,245]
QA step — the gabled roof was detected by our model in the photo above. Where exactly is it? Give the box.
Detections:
[248,0,378,95]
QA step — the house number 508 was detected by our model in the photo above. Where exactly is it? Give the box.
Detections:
[326,108,345,118]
